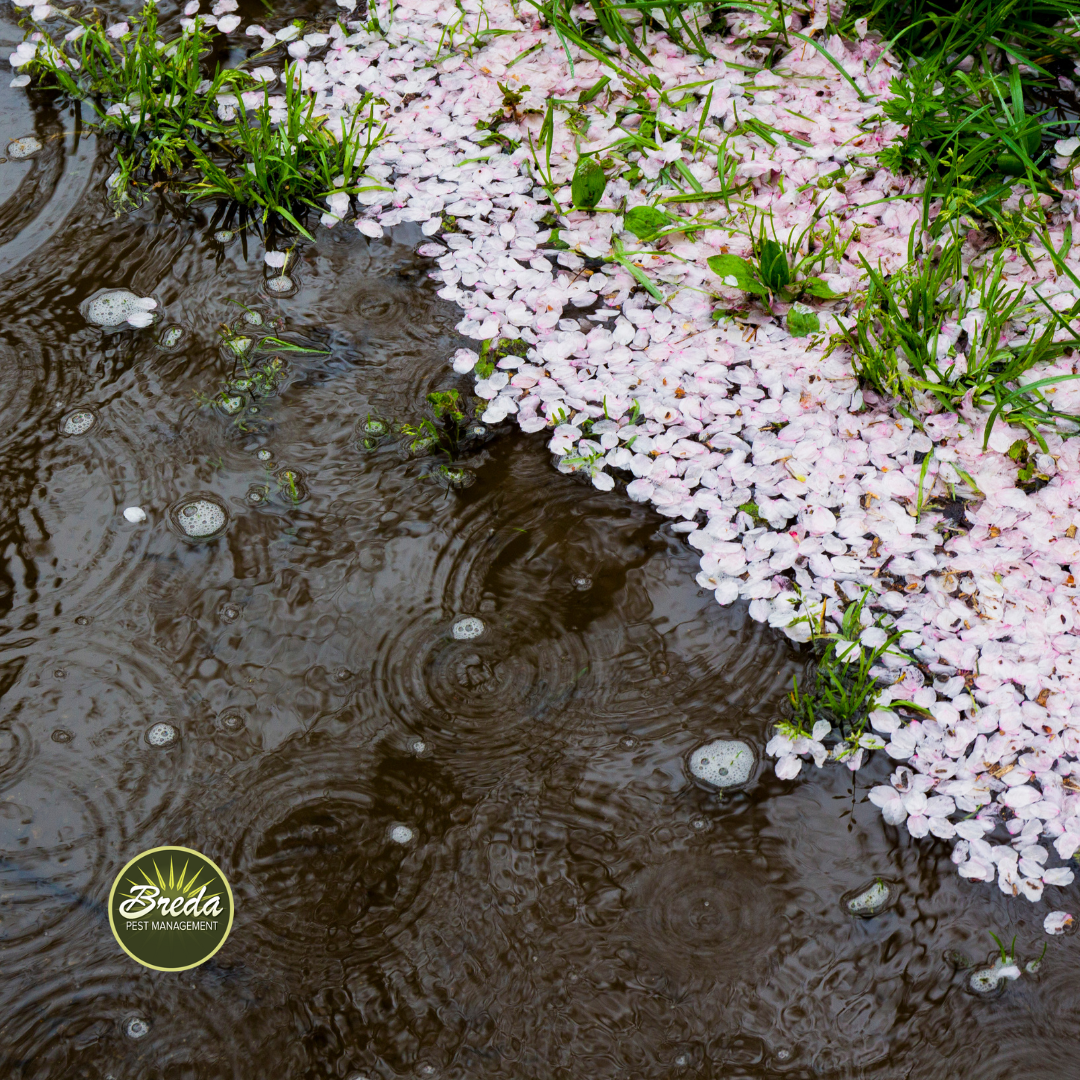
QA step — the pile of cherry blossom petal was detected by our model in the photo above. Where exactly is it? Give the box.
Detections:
[328,0,1080,907]
[11,0,1080,912]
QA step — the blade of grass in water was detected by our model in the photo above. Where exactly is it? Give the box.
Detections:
[257,337,332,355]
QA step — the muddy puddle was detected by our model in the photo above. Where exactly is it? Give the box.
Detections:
[1,7,1079,1078]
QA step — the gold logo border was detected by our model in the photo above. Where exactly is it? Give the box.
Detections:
[107,845,235,972]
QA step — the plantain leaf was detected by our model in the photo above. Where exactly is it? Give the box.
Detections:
[571,155,606,209]
[786,303,820,338]
[624,205,672,240]
[706,254,769,297]
[800,276,843,299]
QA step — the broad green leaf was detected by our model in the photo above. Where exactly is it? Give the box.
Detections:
[624,205,672,240]
[786,304,820,338]
[801,276,843,299]
[706,254,768,297]
[758,239,791,292]
[571,156,606,209]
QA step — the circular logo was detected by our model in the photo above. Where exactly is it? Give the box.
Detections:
[108,846,234,971]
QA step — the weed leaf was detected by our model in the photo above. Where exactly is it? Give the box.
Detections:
[706,254,767,296]
[758,239,791,293]
[801,276,842,299]
[787,305,820,338]
[624,205,672,240]
[571,156,606,209]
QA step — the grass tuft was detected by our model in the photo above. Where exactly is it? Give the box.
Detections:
[22,2,386,234]
[785,588,906,759]
[837,229,1080,444]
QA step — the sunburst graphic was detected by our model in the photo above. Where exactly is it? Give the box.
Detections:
[119,855,223,907]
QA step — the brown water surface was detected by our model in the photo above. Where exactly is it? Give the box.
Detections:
[0,13,1078,1078]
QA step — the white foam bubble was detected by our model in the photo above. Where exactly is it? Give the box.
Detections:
[175,498,227,538]
[123,506,147,523]
[688,739,755,788]
[85,289,156,327]
[967,967,1004,995]
[266,275,294,293]
[7,135,42,159]
[226,336,252,355]
[451,615,484,640]
[844,879,893,917]
[219,711,245,733]
[146,722,177,747]
[213,229,234,242]
[60,408,96,435]
[390,824,414,844]
[123,1016,150,1039]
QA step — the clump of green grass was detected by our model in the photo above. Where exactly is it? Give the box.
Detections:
[22,2,386,235]
[842,0,1080,236]
[427,389,467,424]
[186,78,386,239]
[708,218,844,307]
[783,588,911,762]
[527,0,726,64]
[29,3,240,176]
[844,0,1079,67]
[472,336,528,380]
[836,229,1080,445]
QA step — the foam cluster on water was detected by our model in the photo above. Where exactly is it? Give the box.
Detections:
[83,288,157,328]
[436,463,475,489]
[122,1016,150,1039]
[146,722,178,747]
[171,496,228,539]
[6,135,41,158]
[218,711,245,733]
[688,738,755,789]
[967,964,1010,996]
[159,324,185,349]
[450,615,484,640]
[843,878,894,917]
[59,407,96,436]
[265,274,295,295]
[16,0,1080,905]
[217,392,245,415]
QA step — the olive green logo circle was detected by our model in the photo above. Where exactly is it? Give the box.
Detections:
[108,846,234,971]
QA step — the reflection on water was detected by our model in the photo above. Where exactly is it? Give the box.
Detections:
[0,21,1079,1080]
